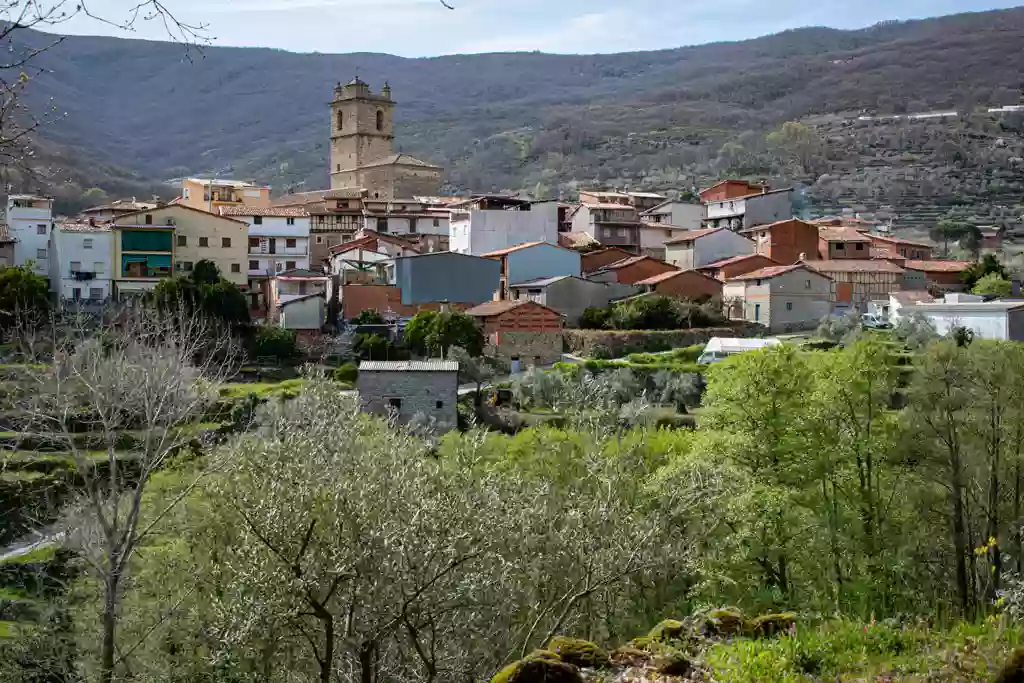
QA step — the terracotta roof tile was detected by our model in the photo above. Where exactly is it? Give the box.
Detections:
[804,259,906,274]
[869,234,933,249]
[219,205,309,217]
[891,291,936,305]
[818,227,872,242]
[480,241,560,257]
[466,299,562,318]
[634,269,720,286]
[903,260,972,273]
[663,227,724,244]
[699,253,776,269]
[731,264,814,281]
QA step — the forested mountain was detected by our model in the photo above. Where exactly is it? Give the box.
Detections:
[7,6,1024,214]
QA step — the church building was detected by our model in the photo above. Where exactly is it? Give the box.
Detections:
[329,78,443,200]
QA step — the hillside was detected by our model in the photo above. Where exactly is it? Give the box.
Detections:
[6,6,1024,218]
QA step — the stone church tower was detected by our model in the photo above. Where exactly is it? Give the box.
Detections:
[329,78,442,199]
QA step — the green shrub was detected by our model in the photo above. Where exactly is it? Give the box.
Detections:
[546,637,611,668]
[331,362,358,384]
[353,333,393,361]
[579,307,611,330]
[254,327,298,360]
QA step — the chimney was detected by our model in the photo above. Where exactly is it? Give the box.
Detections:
[798,252,807,262]
[439,300,451,314]
[89,217,96,227]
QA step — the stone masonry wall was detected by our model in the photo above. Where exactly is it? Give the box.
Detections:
[564,324,766,358]
[358,370,458,431]
[489,331,563,366]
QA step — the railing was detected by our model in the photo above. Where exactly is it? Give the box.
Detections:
[72,271,96,281]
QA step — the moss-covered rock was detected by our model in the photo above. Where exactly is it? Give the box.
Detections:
[545,637,611,669]
[747,612,797,638]
[995,647,1024,683]
[491,654,582,683]
[653,651,691,677]
[697,606,746,637]
[646,618,687,643]
[609,645,651,668]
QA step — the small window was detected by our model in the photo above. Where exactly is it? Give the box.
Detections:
[287,217,295,226]
[70,261,82,271]
[856,243,864,251]
[286,238,297,248]
[836,242,845,250]
[900,248,907,257]
[316,235,324,244]
[376,110,384,131]
[286,260,297,270]
[222,237,231,248]
[786,302,793,311]
[249,237,259,248]
[72,288,81,300]
[755,279,762,286]
[145,214,153,225]
[433,218,439,227]
[253,216,263,225]
[435,400,444,409]
[805,279,811,289]
[336,164,341,172]
[249,260,259,270]
[36,248,47,259]
[231,263,241,273]
[36,224,47,235]
[337,111,343,130]
[83,238,93,249]
[89,287,103,299]
[388,397,402,410]
[198,236,208,247]
[177,235,187,247]
[276,262,284,273]
[183,261,193,271]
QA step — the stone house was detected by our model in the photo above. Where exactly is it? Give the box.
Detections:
[696,253,779,281]
[866,233,934,260]
[466,299,564,366]
[508,276,638,327]
[357,360,458,431]
[634,269,723,302]
[803,259,906,311]
[722,264,832,333]
[742,219,820,265]
[587,255,678,286]
[664,227,754,270]
[817,227,872,259]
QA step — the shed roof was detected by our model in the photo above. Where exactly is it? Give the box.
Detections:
[804,259,905,274]
[480,241,571,257]
[465,299,561,318]
[818,227,872,243]
[903,260,972,273]
[699,253,776,269]
[508,275,588,288]
[634,269,720,286]
[663,227,724,244]
[359,360,459,372]
[731,264,826,281]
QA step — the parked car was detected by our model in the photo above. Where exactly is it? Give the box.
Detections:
[697,337,782,364]
[861,313,891,329]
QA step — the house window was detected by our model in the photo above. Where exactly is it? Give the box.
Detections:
[89,287,103,299]
[36,248,47,260]
[805,279,811,289]
[286,238,297,248]
[253,216,263,225]
[249,260,259,270]
[287,217,295,226]
[435,400,444,409]
[836,242,845,250]
[83,238,93,249]
[755,279,762,286]
[286,261,296,270]
[72,288,81,300]
[900,248,907,257]
[856,243,864,251]
[786,302,793,311]
[177,235,187,247]
[433,218,440,227]
[198,236,207,247]
[183,261,193,271]
[145,214,153,225]
[336,164,341,172]
[616,227,625,238]
[36,224,46,235]
[249,237,259,248]
[222,237,232,248]
[316,235,324,244]
[376,110,384,131]
[388,397,402,410]
[231,263,241,273]
[70,261,81,272]
[337,111,343,130]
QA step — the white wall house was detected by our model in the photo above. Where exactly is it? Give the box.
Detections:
[7,194,54,275]
[642,201,704,230]
[901,296,1024,341]
[219,207,311,277]
[705,189,793,231]
[664,227,755,270]
[450,197,558,255]
[49,223,114,301]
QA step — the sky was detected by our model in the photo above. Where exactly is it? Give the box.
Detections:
[48,0,1024,57]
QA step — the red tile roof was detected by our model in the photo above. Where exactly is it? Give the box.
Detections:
[634,269,720,286]
[891,291,936,305]
[699,253,776,269]
[739,218,817,234]
[219,205,310,217]
[903,260,972,273]
[663,227,724,244]
[869,234,933,249]
[480,241,571,257]
[731,264,815,281]
[114,203,249,225]
[804,259,906,274]
[818,227,871,242]
[466,299,562,318]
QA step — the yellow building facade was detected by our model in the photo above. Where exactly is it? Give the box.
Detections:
[179,178,272,213]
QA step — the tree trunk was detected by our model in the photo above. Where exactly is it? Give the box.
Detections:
[99,573,120,683]
[320,616,334,683]
[950,448,972,615]
[1016,459,1022,574]
[359,641,374,683]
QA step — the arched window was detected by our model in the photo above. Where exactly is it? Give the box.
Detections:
[337,111,343,130]
[376,110,384,131]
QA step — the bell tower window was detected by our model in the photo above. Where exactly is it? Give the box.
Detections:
[376,110,384,132]
[337,111,343,131]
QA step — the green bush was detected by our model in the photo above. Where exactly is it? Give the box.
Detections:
[353,333,394,361]
[254,327,298,360]
[352,309,385,325]
[579,307,611,330]
[331,362,358,384]
[546,636,611,668]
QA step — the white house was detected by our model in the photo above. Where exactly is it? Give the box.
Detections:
[450,195,558,255]
[901,295,1024,341]
[704,188,793,231]
[218,206,311,277]
[722,263,832,333]
[664,227,755,270]
[642,200,704,230]
[7,194,54,275]
[49,221,114,301]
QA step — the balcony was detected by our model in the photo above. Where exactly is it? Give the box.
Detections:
[71,271,96,281]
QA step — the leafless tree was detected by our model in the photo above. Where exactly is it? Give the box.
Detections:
[12,302,238,683]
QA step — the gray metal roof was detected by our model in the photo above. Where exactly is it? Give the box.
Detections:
[359,360,459,372]
[508,275,581,288]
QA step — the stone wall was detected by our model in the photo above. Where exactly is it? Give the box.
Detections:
[563,324,765,358]
[358,370,458,431]
[488,331,563,366]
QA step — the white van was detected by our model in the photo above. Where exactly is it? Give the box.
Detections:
[697,337,781,365]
